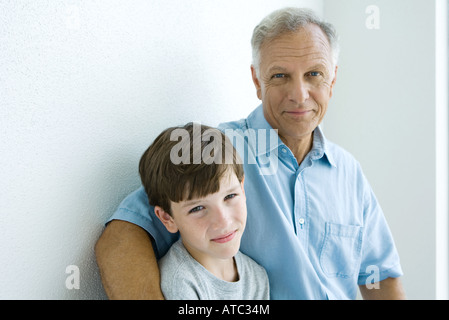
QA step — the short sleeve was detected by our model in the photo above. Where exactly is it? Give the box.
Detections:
[106,186,179,259]
[162,278,201,300]
[357,178,403,285]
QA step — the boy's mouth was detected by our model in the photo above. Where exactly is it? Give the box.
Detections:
[211,230,237,244]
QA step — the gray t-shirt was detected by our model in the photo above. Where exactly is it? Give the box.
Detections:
[159,239,270,300]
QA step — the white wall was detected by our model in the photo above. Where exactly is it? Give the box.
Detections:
[0,0,324,299]
[3,0,447,301]
[324,0,449,299]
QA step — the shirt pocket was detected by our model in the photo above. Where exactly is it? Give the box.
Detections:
[319,222,363,278]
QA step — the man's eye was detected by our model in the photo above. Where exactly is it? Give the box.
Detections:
[189,206,204,214]
[308,71,321,77]
[272,73,286,79]
[224,193,237,200]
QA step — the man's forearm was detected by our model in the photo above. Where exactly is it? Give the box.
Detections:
[95,220,164,300]
[359,277,406,300]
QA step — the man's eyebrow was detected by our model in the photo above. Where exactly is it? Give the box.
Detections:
[307,63,329,72]
[267,66,288,74]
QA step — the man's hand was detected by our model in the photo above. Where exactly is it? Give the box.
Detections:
[359,277,406,300]
[95,220,164,300]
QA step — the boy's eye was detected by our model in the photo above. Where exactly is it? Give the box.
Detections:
[224,193,237,200]
[188,206,204,214]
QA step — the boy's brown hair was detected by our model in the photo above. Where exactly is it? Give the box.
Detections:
[139,123,244,215]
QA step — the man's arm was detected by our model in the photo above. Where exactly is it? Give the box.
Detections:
[95,220,164,300]
[359,277,406,300]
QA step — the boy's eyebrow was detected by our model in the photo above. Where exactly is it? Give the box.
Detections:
[225,184,242,194]
[180,184,242,208]
[180,199,202,208]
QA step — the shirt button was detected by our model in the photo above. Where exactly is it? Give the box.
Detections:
[298,218,305,225]
[281,147,287,153]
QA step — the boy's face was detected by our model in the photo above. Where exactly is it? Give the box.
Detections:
[155,171,247,263]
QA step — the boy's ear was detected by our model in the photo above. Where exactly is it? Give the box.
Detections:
[240,176,245,196]
[154,206,178,234]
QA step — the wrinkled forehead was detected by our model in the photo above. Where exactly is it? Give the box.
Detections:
[259,24,333,68]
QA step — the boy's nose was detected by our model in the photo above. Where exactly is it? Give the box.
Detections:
[210,207,232,230]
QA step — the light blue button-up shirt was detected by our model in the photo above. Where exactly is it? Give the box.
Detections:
[108,104,402,299]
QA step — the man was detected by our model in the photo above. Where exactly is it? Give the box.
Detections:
[95,7,405,299]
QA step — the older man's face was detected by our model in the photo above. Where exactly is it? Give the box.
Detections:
[251,24,337,144]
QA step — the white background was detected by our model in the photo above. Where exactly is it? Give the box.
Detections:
[0,0,447,299]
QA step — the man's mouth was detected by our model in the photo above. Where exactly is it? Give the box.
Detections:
[284,110,312,117]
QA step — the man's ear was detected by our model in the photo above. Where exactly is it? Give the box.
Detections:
[154,206,178,234]
[251,65,262,100]
[329,65,338,98]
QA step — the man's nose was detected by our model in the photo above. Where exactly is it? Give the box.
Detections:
[288,78,310,104]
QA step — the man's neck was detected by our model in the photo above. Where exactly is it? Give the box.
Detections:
[280,133,314,165]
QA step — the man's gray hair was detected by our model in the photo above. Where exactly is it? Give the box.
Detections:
[251,7,340,76]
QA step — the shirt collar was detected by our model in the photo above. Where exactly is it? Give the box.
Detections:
[311,125,337,168]
[247,104,336,167]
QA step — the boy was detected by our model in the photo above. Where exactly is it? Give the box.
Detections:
[138,123,269,300]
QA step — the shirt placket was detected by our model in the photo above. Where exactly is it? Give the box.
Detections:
[295,168,309,255]
[279,144,311,253]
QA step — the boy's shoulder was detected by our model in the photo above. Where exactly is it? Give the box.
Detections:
[159,238,186,263]
[158,239,204,299]
[235,251,270,299]
[159,239,197,279]
[235,251,267,276]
